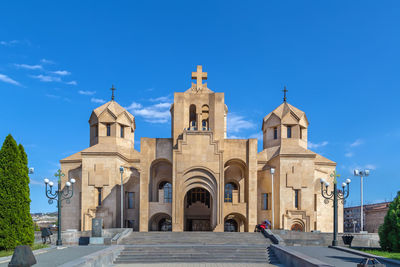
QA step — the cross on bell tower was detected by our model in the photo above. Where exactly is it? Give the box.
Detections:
[110,84,116,101]
[282,86,288,102]
[191,65,207,92]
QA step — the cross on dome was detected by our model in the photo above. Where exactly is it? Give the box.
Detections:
[191,65,207,92]
[111,84,116,101]
[282,86,288,102]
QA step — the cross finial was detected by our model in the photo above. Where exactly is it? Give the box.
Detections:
[110,84,116,101]
[191,65,207,92]
[282,86,288,102]
[54,169,65,183]
[330,170,340,184]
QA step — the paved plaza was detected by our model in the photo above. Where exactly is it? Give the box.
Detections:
[289,246,399,267]
[0,246,107,267]
[113,264,279,267]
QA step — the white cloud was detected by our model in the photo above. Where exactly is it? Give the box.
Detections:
[66,80,77,85]
[153,102,171,109]
[91,98,106,104]
[51,70,70,76]
[227,114,256,133]
[14,63,42,70]
[126,100,171,123]
[45,94,61,99]
[31,74,61,82]
[30,179,44,186]
[350,139,364,147]
[149,96,170,102]
[40,58,54,64]
[365,164,377,170]
[308,141,329,149]
[78,90,96,95]
[0,73,21,86]
[345,152,353,158]
[0,40,19,46]
[126,102,142,109]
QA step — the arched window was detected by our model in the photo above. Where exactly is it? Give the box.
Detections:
[159,181,172,203]
[201,105,209,130]
[189,105,196,129]
[224,183,237,203]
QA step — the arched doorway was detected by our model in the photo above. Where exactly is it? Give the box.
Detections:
[184,187,212,231]
[291,223,304,232]
[224,213,247,232]
[149,213,172,231]
[158,218,172,231]
[224,219,238,232]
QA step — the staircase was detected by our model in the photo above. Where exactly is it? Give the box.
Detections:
[114,232,279,264]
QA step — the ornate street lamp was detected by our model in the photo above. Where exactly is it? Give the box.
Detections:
[320,170,351,246]
[44,169,75,246]
[353,169,370,232]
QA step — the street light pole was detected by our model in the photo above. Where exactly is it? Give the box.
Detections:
[120,166,124,228]
[353,169,370,232]
[44,169,75,246]
[320,170,351,246]
[270,168,275,229]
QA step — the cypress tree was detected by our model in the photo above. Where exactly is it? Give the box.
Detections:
[379,191,400,252]
[18,144,34,246]
[0,135,34,250]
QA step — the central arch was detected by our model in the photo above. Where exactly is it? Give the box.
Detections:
[184,187,213,231]
[181,167,218,231]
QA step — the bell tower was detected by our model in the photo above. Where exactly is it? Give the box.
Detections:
[171,65,227,146]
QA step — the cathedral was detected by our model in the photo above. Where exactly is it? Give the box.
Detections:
[60,65,342,233]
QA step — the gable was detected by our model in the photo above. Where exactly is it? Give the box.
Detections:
[117,111,133,127]
[98,109,117,122]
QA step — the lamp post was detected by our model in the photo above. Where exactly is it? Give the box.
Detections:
[120,166,124,228]
[353,169,369,232]
[270,168,275,229]
[320,170,351,246]
[44,169,75,246]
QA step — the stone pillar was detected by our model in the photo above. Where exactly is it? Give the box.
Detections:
[139,168,149,232]
[247,139,258,231]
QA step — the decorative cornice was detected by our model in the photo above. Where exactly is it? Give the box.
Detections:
[80,151,140,163]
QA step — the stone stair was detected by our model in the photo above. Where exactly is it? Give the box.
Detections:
[114,232,278,264]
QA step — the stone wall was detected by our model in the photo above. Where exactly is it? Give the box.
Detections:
[272,230,380,247]
[34,228,128,245]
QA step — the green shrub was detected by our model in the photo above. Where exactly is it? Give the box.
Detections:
[379,191,400,252]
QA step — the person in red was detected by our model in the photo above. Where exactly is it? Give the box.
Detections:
[255,220,271,232]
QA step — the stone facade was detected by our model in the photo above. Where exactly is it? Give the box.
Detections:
[344,202,390,233]
[60,65,342,233]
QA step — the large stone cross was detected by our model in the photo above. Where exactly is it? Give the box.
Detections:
[191,65,207,92]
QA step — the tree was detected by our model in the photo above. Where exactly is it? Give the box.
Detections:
[379,191,400,252]
[0,135,34,250]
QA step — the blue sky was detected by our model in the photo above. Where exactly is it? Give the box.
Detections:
[0,1,399,213]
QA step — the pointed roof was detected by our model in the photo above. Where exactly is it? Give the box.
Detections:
[263,102,305,122]
[92,100,134,122]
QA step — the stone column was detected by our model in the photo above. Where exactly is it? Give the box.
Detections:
[247,139,258,231]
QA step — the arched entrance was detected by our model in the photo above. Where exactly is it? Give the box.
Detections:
[224,219,238,232]
[184,187,212,231]
[224,213,247,232]
[158,218,172,231]
[291,223,304,232]
[149,213,172,231]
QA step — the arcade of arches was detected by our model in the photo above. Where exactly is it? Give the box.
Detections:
[60,65,342,233]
